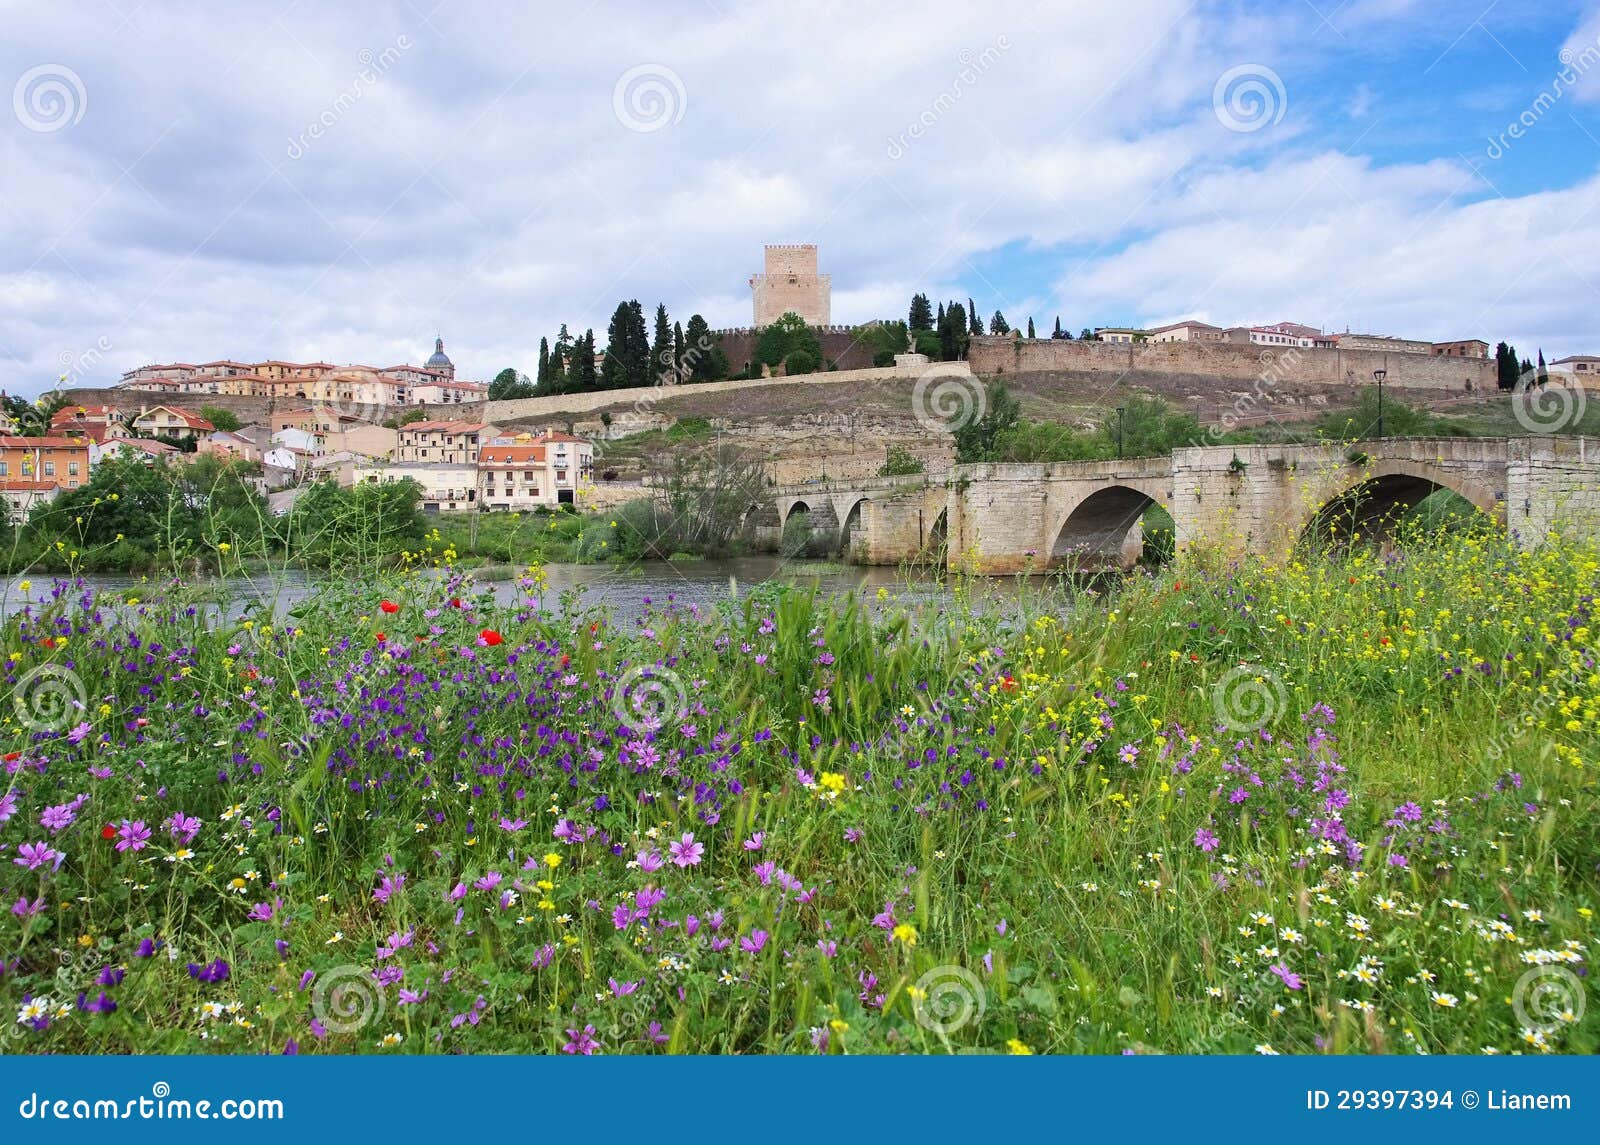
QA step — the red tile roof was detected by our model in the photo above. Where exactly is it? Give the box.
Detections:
[0,436,90,450]
[479,445,546,464]
[133,405,215,431]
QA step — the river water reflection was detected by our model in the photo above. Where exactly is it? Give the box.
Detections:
[1,556,1110,627]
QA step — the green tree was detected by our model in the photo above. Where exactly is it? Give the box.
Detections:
[282,476,427,567]
[754,312,821,372]
[1495,341,1518,390]
[909,293,934,332]
[968,298,982,337]
[940,301,970,361]
[550,324,572,389]
[1026,317,1036,339]
[601,303,635,390]
[199,406,242,432]
[1316,388,1443,441]
[682,314,728,382]
[990,311,1010,335]
[490,367,533,401]
[783,349,817,375]
[536,338,550,389]
[1052,316,1063,339]
[877,445,924,476]
[3,390,68,435]
[650,303,674,384]
[572,330,599,391]
[26,455,271,570]
[952,382,1019,462]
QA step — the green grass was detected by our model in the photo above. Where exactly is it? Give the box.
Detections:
[1,524,1595,1055]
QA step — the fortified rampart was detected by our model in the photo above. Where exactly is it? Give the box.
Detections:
[967,336,1498,393]
[709,326,878,375]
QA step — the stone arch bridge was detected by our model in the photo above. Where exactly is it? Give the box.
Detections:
[759,437,1600,573]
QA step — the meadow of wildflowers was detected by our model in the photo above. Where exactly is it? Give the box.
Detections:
[1,525,1595,1055]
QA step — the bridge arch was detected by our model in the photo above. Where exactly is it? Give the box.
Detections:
[1299,459,1501,550]
[1049,484,1172,569]
[838,496,868,555]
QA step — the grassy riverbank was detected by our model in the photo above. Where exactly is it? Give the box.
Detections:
[2,524,1595,1054]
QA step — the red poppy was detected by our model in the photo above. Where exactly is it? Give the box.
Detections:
[479,629,504,647]
[39,637,54,649]
[101,824,117,840]
[380,600,400,614]
[375,632,387,643]
[560,655,570,668]
[2,751,20,762]
[449,597,462,609]
[999,674,1017,692]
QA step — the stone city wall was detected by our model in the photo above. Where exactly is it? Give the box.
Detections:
[968,336,1497,393]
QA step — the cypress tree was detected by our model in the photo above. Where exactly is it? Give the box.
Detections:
[909,293,934,331]
[573,330,598,391]
[990,310,1010,335]
[1026,317,1036,339]
[626,300,651,388]
[601,303,632,390]
[536,337,550,389]
[684,314,719,382]
[651,303,673,384]
[968,298,982,337]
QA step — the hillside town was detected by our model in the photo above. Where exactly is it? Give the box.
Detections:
[0,336,594,525]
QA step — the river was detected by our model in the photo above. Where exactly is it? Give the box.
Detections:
[1,556,1100,627]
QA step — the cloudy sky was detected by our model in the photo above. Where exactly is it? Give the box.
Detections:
[3,0,1599,396]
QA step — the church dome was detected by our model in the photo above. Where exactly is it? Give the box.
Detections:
[426,337,452,369]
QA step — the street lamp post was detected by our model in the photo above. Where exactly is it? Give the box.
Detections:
[1372,368,1387,439]
[1115,406,1125,459]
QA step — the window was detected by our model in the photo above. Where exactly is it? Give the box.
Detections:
[0,462,7,476]
[69,462,79,476]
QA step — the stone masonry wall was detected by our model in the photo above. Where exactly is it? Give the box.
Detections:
[486,362,963,422]
[968,336,1497,393]
[1506,436,1600,543]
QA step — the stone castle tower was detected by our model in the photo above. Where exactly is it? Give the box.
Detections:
[749,244,831,327]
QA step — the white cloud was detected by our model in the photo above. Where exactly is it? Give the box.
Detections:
[0,0,1597,399]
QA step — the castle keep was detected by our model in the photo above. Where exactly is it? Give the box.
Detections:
[750,244,831,327]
